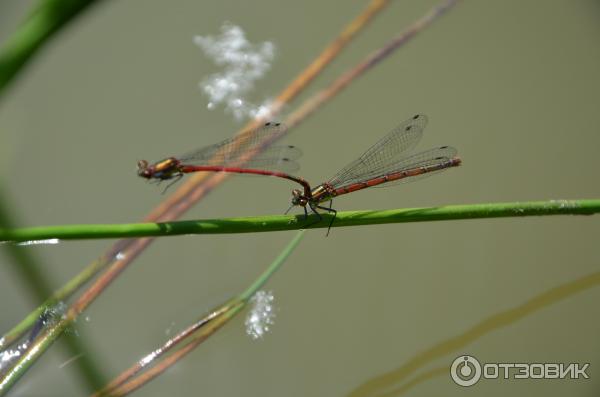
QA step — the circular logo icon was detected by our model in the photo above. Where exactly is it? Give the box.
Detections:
[450,355,482,387]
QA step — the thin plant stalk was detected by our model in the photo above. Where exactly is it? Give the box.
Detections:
[92,231,305,397]
[287,0,461,129]
[0,199,598,242]
[266,0,392,116]
[0,240,127,347]
[0,189,107,389]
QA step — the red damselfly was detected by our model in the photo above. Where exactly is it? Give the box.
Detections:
[137,122,308,192]
[286,114,462,234]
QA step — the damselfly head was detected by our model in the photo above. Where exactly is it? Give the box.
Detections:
[291,189,307,206]
[137,160,151,178]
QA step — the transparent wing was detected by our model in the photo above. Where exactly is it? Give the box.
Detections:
[178,122,292,166]
[230,153,302,173]
[328,114,427,186]
[333,146,458,190]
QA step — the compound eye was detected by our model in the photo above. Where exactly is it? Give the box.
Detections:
[137,160,150,177]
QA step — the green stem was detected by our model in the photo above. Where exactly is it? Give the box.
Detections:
[0,256,106,346]
[0,199,598,242]
[0,187,107,391]
[240,230,305,302]
[0,315,71,395]
[0,0,103,98]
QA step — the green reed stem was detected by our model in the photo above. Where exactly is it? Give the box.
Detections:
[0,199,598,242]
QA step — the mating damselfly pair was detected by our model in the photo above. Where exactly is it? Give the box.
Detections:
[137,115,461,233]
